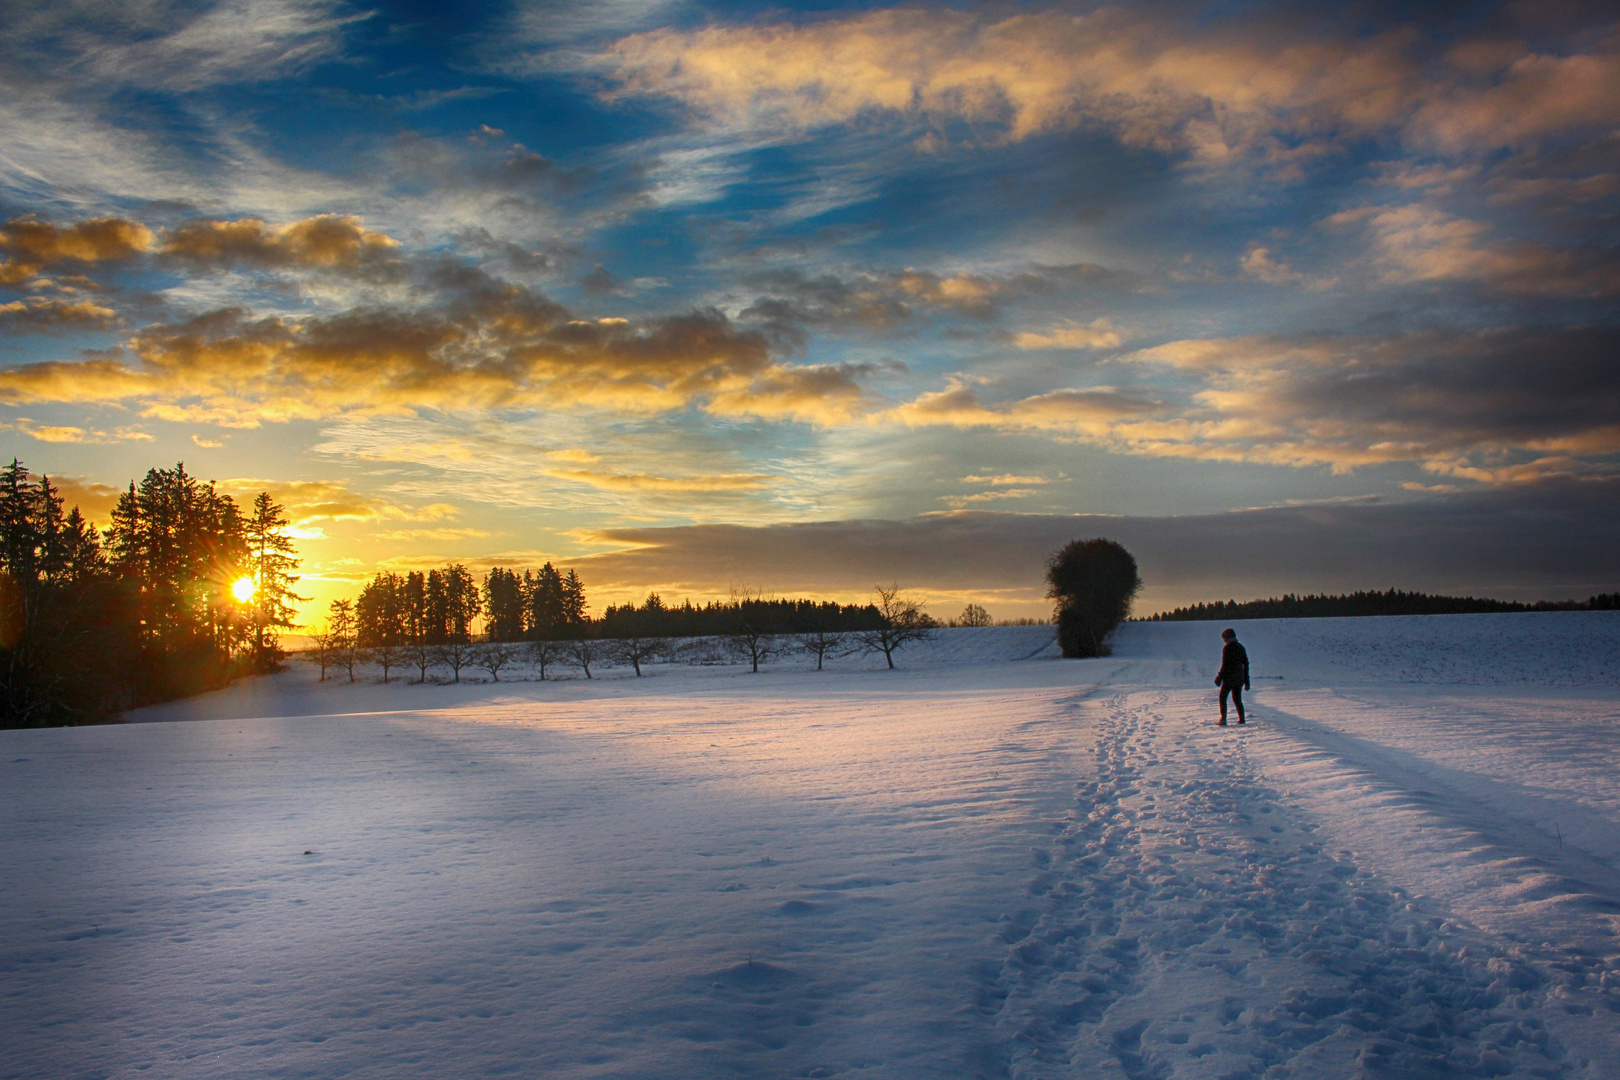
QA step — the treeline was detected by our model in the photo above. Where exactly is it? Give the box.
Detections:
[599,594,884,638]
[351,564,588,645]
[1145,589,1620,622]
[1,460,300,727]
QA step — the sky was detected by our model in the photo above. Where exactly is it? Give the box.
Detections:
[1,0,1618,622]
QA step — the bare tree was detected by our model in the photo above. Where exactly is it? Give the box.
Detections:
[794,626,849,671]
[853,584,936,669]
[432,640,477,683]
[368,641,403,683]
[606,634,662,676]
[529,639,566,680]
[727,586,781,673]
[407,640,436,684]
[302,628,339,681]
[471,642,521,681]
[569,637,602,679]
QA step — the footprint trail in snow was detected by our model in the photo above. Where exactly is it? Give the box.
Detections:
[990,681,1618,1080]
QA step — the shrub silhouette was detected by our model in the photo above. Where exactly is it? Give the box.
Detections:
[1046,538,1141,658]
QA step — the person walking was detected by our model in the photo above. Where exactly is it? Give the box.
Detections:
[1215,627,1249,726]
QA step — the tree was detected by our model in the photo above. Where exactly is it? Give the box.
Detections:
[471,642,521,681]
[1046,538,1141,658]
[794,625,849,671]
[432,639,477,682]
[956,603,992,627]
[483,568,525,641]
[606,634,662,676]
[326,598,359,682]
[244,492,303,670]
[303,627,339,681]
[356,572,408,646]
[529,639,566,680]
[726,590,782,673]
[853,584,936,669]
[407,639,436,684]
[569,637,602,678]
[368,641,403,683]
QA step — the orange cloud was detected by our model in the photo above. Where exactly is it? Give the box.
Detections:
[161,214,401,270]
[0,297,119,329]
[0,217,153,263]
[0,299,860,427]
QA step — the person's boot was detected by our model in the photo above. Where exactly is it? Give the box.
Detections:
[1236,716,1245,724]
[1218,717,1227,726]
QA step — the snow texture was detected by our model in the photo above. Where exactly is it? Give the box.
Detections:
[3,612,1618,1078]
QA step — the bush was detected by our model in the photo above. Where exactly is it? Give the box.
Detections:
[1046,538,1141,658]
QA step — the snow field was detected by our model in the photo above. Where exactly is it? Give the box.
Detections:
[3,613,1618,1078]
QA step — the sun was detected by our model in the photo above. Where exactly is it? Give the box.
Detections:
[232,576,257,603]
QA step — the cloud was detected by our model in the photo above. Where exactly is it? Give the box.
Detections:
[542,468,771,493]
[161,215,401,272]
[961,474,1051,485]
[1012,318,1123,350]
[885,325,1620,477]
[0,285,865,425]
[1331,203,1620,297]
[0,217,152,282]
[15,473,125,523]
[591,8,1620,172]
[0,297,118,330]
[940,488,1038,507]
[213,478,458,527]
[564,481,1620,610]
[887,376,1163,436]
[738,263,1126,344]
[11,0,359,95]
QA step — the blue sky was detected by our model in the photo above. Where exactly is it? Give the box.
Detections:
[2,0,1618,617]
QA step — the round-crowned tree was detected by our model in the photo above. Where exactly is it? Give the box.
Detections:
[1046,538,1141,658]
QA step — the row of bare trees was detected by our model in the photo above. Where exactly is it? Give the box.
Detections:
[305,585,939,683]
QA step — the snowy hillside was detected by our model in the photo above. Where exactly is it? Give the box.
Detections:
[3,614,1618,1078]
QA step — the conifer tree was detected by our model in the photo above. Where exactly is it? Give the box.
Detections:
[245,492,303,670]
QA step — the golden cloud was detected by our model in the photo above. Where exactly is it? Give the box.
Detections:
[601,9,1620,168]
[0,297,119,328]
[214,478,459,526]
[161,214,401,270]
[0,217,153,264]
[0,298,860,427]
[542,468,772,493]
[1012,318,1123,350]
[888,377,1162,436]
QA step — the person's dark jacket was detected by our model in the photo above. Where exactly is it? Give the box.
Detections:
[1218,641,1250,688]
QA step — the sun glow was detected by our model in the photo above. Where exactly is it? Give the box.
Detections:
[232,576,257,603]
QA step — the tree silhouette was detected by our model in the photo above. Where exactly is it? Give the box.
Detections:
[1046,538,1141,658]
[245,492,303,670]
[853,584,936,669]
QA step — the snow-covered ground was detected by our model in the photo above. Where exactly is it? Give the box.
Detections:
[4,614,1618,1079]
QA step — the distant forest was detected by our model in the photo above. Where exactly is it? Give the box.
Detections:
[1,460,301,728]
[1146,589,1620,622]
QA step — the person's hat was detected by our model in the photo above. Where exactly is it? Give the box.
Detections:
[1221,628,1236,640]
